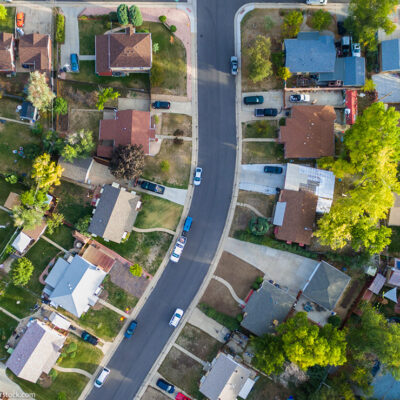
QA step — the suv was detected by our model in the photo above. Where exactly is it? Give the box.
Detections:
[156,378,175,393]
[81,330,98,346]
[289,94,310,102]
[170,236,187,263]
[140,180,165,194]
[264,165,283,174]
[152,101,171,109]
[254,108,278,117]
[70,54,79,72]
[94,367,110,388]
[230,56,238,75]
[244,95,264,105]
[124,320,138,339]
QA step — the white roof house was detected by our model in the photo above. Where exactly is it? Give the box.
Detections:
[44,255,106,317]
[11,232,32,253]
[49,312,71,330]
[5,320,66,383]
[284,163,335,213]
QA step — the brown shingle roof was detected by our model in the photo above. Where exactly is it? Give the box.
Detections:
[4,192,20,210]
[82,244,116,273]
[19,33,51,72]
[274,190,318,245]
[95,29,151,75]
[98,109,155,157]
[23,220,47,241]
[0,32,14,71]
[279,105,336,159]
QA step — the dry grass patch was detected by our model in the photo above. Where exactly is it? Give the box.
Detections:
[237,191,276,218]
[59,81,98,109]
[229,205,256,236]
[68,110,102,140]
[161,113,192,137]
[142,387,170,400]
[242,142,284,164]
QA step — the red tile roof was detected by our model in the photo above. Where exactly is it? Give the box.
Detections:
[0,32,14,72]
[19,33,51,72]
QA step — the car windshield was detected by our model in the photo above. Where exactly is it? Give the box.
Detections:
[175,313,181,318]
[95,380,102,385]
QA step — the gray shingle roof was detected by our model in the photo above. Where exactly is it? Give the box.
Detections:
[303,261,350,310]
[88,185,140,243]
[381,39,400,72]
[59,157,93,184]
[318,56,365,86]
[284,32,336,73]
[241,281,295,336]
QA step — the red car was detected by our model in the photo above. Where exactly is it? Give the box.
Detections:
[176,394,191,400]
[16,12,24,28]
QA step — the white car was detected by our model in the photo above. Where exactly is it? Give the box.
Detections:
[194,167,202,186]
[306,0,327,5]
[170,236,187,263]
[289,94,311,103]
[352,43,361,57]
[169,308,184,328]
[94,367,110,388]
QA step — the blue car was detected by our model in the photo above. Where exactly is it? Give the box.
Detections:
[183,216,192,233]
[124,320,138,338]
[156,378,174,394]
[70,53,79,72]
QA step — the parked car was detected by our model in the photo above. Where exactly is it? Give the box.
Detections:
[16,12,24,28]
[254,108,278,117]
[70,53,79,72]
[152,101,170,109]
[170,236,187,263]
[289,94,310,103]
[337,21,346,36]
[244,95,264,105]
[81,330,99,346]
[193,167,202,186]
[169,308,184,328]
[306,0,327,4]
[124,320,138,339]
[94,367,110,388]
[183,216,192,234]
[156,378,175,394]
[264,165,283,174]
[176,393,191,400]
[140,180,165,194]
[352,43,361,57]
[230,56,238,75]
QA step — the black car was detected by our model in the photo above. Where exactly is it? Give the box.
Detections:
[264,166,283,174]
[337,21,347,36]
[254,108,278,117]
[81,330,98,346]
[140,180,165,194]
[152,101,170,109]
[244,95,264,105]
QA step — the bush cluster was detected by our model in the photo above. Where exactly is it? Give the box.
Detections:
[55,13,65,44]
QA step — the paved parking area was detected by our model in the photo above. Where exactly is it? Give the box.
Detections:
[118,97,151,112]
[239,164,285,195]
[285,90,345,108]
[240,90,283,122]
[17,5,52,36]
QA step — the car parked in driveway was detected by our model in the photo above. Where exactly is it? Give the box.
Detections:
[244,95,264,105]
[264,165,283,174]
[152,101,170,109]
[169,308,184,328]
[16,12,24,28]
[230,56,238,75]
[140,180,165,194]
[254,108,278,117]
[157,378,175,393]
[176,393,191,400]
[124,320,138,339]
[289,94,310,103]
[81,330,98,346]
[194,167,202,186]
[70,53,79,72]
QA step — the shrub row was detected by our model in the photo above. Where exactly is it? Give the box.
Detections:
[55,13,65,44]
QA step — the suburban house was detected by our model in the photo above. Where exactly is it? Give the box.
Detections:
[97,109,156,158]
[380,39,400,72]
[88,184,141,243]
[388,193,400,226]
[241,281,296,335]
[19,33,52,72]
[19,101,38,124]
[95,27,152,76]
[279,105,336,159]
[284,163,335,213]
[5,319,66,383]
[284,32,365,86]
[199,353,256,400]
[273,189,318,246]
[11,220,47,254]
[0,32,15,73]
[43,255,107,317]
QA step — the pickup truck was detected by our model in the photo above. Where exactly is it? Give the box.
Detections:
[254,108,278,117]
[140,180,165,194]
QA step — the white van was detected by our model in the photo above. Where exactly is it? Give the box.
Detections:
[94,367,110,388]
[306,0,327,5]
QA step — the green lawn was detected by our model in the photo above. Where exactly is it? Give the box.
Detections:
[0,97,23,119]
[0,122,41,175]
[242,142,284,164]
[102,275,138,312]
[58,335,103,374]
[389,226,400,255]
[7,369,89,400]
[66,60,150,91]
[135,194,182,231]
[243,120,279,138]
[0,310,18,359]
[0,178,27,204]
[25,239,62,295]
[46,225,75,250]
[0,7,15,33]
[0,210,16,254]
[98,231,172,275]
[0,282,38,318]
[78,16,109,55]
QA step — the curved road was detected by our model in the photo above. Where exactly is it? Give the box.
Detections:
[86,1,297,399]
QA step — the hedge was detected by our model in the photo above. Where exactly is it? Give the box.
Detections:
[55,13,65,44]
[198,303,240,331]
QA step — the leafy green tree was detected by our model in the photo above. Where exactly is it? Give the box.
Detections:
[24,143,42,160]
[282,10,303,38]
[152,42,160,53]
[248,35,273,83]
[249,217,271,236]
[117,4,129,25]
[251,334,285,375]
[0,5,7,20]
[21,189,49,210]
[96,87,120,111]
[277,66,291,81]
[12,205,44,229]
[61,129,95,162]
[54,97,68,115]
[76,215,91,236]
[159,15,167,23]
[345,0,397,50]
[47,213,64,235]
[170,25,177,33]
[362,78,376,92]
[11,258,34,286]
[31,122,43,136]
[32,153,63,191]
[130,263,142,277]
[311,10,332,31]
[27,71,55,111]
[110,144,145,180]
[129,5,143,27]
[42,130,65,155]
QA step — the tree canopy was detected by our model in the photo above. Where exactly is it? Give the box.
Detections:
[27,71,55,111]
[54,97,68,115]
[110,144,145,180]
[248,35,273,83]
[96,87,120,111]
[11,258,34,286]
[61,129,95,162]
[0,5,7,20]
[12,205,44,230]
[129,5,143,26]
[32,153,63,190]
[311,10,332,31]
[117,4,129,25]
[282,10,303,38]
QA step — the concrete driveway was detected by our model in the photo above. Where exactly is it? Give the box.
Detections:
[134,185,187,206]
[240,90,283,122]
[224,238,319,296]
[285,90,345,108]
[60,7,83,69]
[118,97,151,112]
[239,164,285,195]
[17,5,52,36]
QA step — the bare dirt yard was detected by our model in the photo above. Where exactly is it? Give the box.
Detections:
[238,191,277,218]
[161,113,192,137]
[142,387,170,400]
[176,324,222,362]
[68,110,102,139]
[200,279,242,317]
[229,205,255,236]
[215,251,263,299]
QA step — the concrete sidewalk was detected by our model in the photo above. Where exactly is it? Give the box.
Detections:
[0,363,35,399]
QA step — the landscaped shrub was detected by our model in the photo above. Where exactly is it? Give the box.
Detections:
[117,4,129,26]
[170,25,177,33]
[57,392,67,400]
[174,137,184,145]
[249,217,271,236]
[152,42,160,54]
[66,342,77,353]
[174,129,184,136]
[278,66,291,81]
[310,10,332,31]
[198,303,240,331]
[49,369,58,380]
[282,10,303,38]
[159,15,167,23]
[55,13,65,44]
[129,5,143,27]
[160,160,170,172]
[279,117,286,126]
